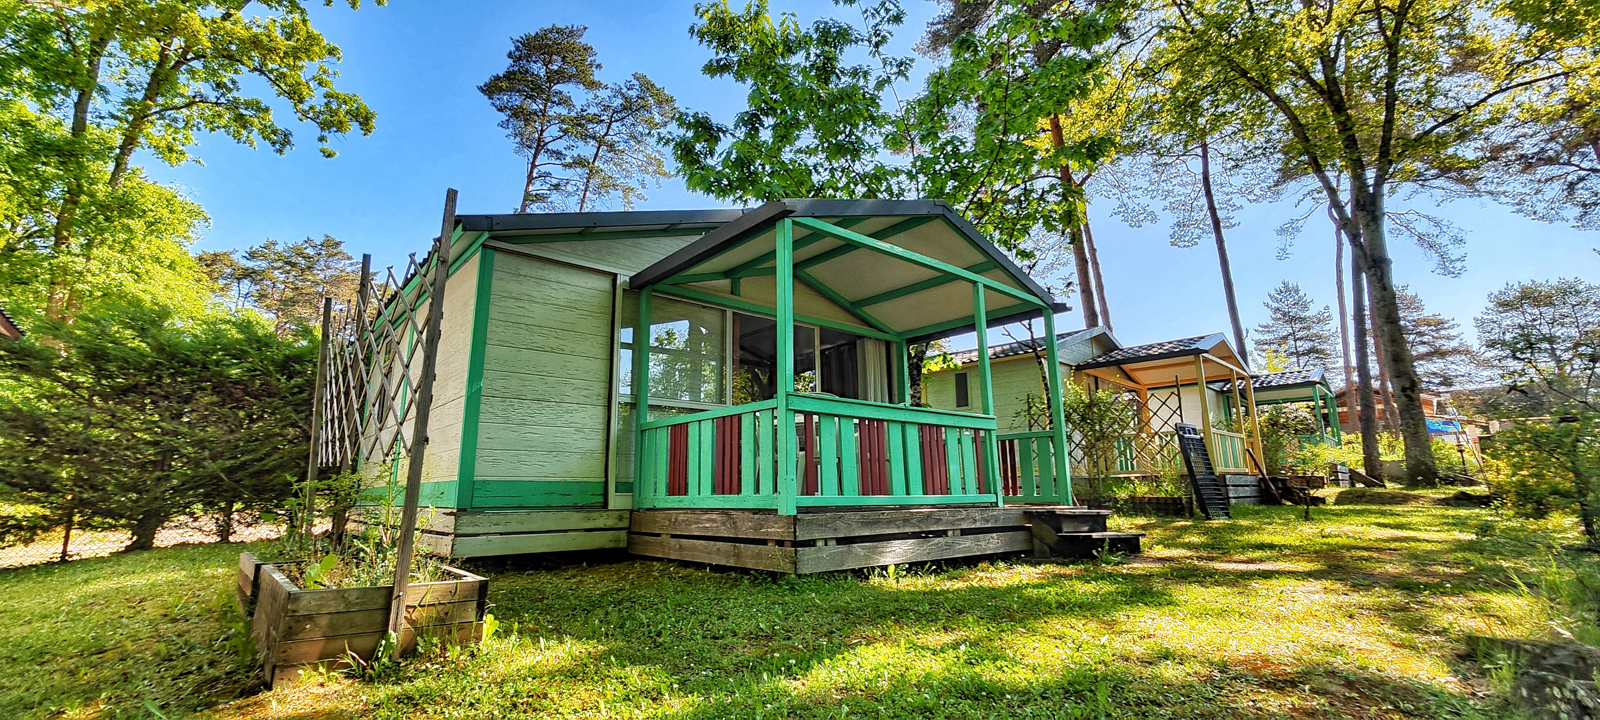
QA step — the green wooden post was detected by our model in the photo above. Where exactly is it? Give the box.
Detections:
[633,287,653,507]
[1042,310,1072,504]
[775,219,797,515]
[972,284,1002,507]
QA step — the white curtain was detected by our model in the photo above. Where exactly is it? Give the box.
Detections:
[857,338,890,403]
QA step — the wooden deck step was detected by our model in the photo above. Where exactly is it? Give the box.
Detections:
[1050,531,1142,559]
[1023,508,1111,534]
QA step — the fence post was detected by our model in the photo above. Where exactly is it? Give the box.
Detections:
[304,296,334,539]
[386,188,456,656]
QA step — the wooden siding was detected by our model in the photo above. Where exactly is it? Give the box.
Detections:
[357,253,480,508]
[925,355,1053,432]
[474,252,616,508]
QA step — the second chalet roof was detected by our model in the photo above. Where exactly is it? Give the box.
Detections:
[1217,368,1326,393]
[1073,332,1251,387]
[1076,334,1226,369]
[948,327,1111,365]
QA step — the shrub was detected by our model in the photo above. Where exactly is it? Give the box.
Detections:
[1485,413,1600,541]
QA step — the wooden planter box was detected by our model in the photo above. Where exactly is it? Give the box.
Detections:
[240,552,488,687]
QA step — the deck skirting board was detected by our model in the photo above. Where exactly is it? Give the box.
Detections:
[628,507,1045,573]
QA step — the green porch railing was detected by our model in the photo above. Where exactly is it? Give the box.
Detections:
[634,395,1004,510]
[995,430,1069,504]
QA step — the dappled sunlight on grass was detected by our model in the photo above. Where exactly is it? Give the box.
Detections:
[0,498,1571,718]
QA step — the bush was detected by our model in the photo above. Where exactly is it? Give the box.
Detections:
[0,302,315,551]
[1484,413,1600,541]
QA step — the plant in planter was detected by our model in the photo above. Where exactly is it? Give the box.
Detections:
[237,468,489,687]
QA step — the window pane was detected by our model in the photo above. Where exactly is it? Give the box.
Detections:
[733,313,819,401]
[619,292,726,405]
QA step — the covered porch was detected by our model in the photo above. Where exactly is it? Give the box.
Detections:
[626,200,1074,515]
[1072,334,1265,477]
[1221,368,1341,448]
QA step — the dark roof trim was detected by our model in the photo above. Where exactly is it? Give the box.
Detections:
[626,199,1059,307]
[1074,333,1228,371]
[457,208,745,234]
[627,201,793,290]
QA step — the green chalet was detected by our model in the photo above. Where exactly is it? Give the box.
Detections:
[342,199,1137,574]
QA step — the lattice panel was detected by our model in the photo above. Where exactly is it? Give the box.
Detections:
[315,252,437,472]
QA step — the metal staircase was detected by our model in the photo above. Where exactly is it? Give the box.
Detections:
[1176,423,1230,520]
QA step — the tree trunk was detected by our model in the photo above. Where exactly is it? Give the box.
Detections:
[1200,140,1247,364]
[1049,114,1100,329]
[217,501,235,544]
[125,510,166,552]
[1350,191,1438,485]
[907,343,928,407]
[1082,219,1113,332]
[1333,206,1355,429]
[1351,249,1382,480]
[1068,225,1099,328]
[45,34,113,320]
[1370,316,1400,431]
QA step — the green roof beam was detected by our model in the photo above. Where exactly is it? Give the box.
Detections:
[789,217,1044,308]
[854,260,999,308]
[724,216,872,279]
[793,268,896,336]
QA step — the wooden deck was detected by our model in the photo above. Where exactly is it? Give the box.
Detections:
[628,506,1107,573]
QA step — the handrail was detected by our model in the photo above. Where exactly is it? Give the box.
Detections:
[788,394,996,429]
[639,399,779,430]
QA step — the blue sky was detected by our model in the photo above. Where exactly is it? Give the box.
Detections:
[146,1,1600,352]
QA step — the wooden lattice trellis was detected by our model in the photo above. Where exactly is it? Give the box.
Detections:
[314,252,437,474]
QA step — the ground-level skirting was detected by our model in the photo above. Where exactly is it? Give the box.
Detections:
[354,508,629,558]
[628,506,1049,574]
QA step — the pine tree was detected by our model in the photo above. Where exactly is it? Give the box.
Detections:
[1254,281,1337,371]
[199,235,359,336]
[1396,286,1480,392]
[480,26,675,213]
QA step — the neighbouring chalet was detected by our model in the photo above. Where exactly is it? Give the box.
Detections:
[924,331,1268,479]
[0,307,22,341]
[340,199,1140,573]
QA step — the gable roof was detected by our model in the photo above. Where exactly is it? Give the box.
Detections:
[1218,367,1325,393]
[1074,333,1225,369]
[947,327,1115,365]
[621,199,1066,342]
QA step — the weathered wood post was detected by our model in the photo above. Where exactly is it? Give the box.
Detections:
[387,188,456,655]
[304,296,334,539]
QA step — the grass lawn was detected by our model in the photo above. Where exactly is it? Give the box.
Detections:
[0,494,1569,719]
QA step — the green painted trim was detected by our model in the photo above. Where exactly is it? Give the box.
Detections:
[795,494,999,508]
[775,218,797,516]
[448,231,492,276]
[972,283,1004,507]
[1042,310,1072,504]
[855,260,998,308]
[638,495,782,510]
[639,399,779,429]
[793,268,895,335]
[724,216,872,279]
[790,217,1045,308]
[788,216,942,275]
[897,304,1039,342]
[788,394,995,429]
[655,286,899,342]
[632,287,653,505]
[895,340,911,405]
[453,248,495,510]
